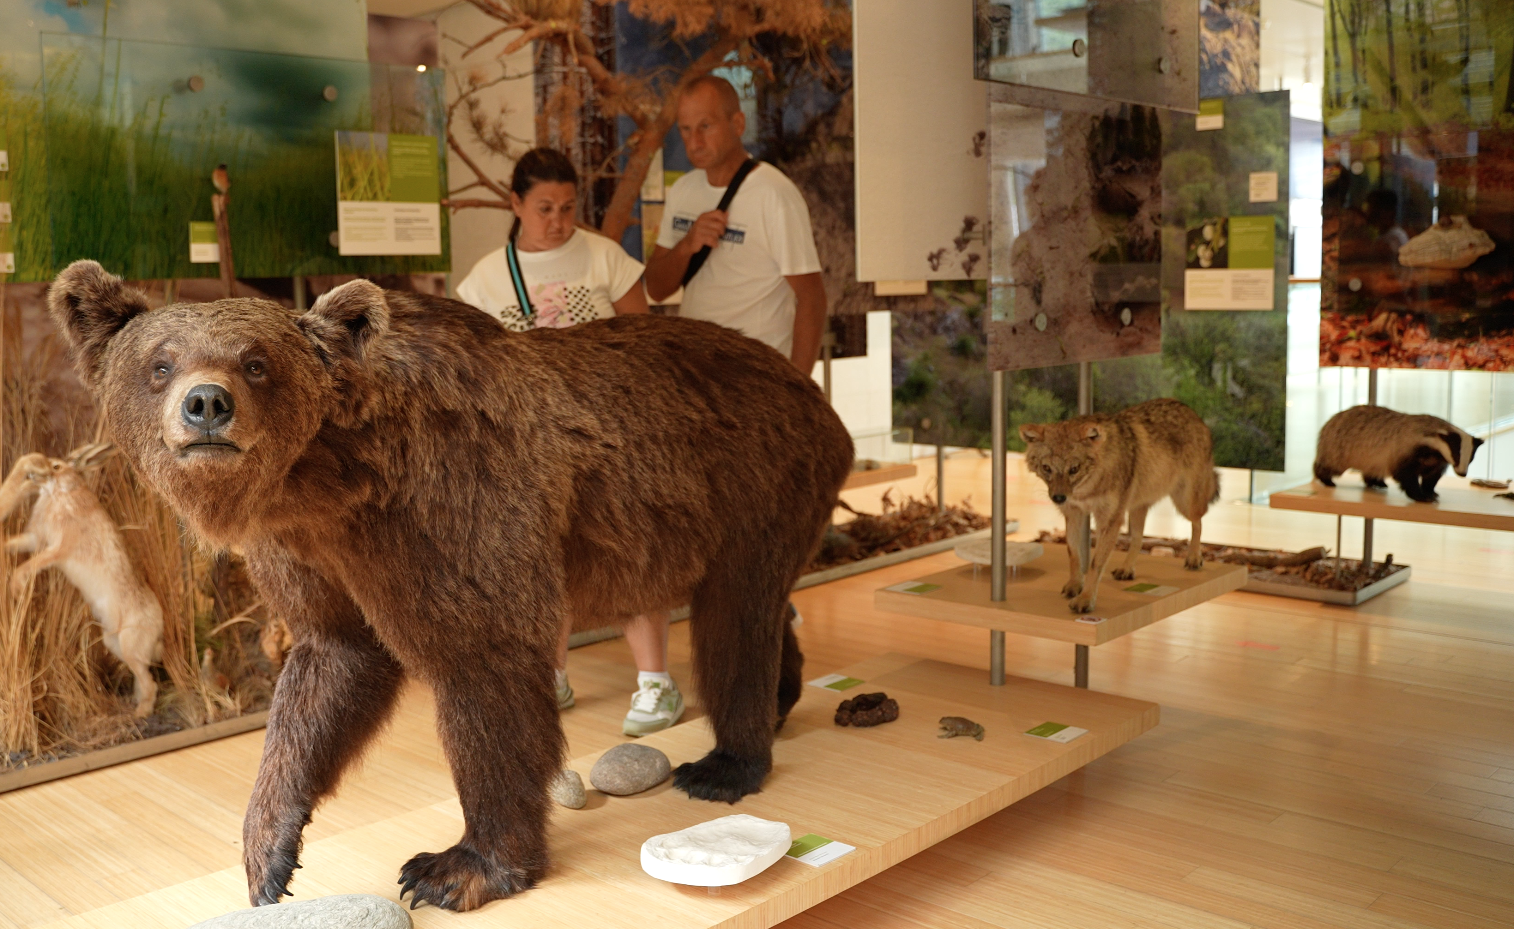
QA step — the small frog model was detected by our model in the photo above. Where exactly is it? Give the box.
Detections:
[937,716,985,741]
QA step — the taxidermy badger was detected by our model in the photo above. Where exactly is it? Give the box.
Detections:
[1313,405,1483,503]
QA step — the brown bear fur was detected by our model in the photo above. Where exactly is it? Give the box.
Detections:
[47,260,853,912]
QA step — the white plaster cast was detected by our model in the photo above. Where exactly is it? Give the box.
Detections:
[640,815,791,886]
[954,539,1042,567]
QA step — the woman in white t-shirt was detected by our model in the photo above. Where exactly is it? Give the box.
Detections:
[457,148,685,738]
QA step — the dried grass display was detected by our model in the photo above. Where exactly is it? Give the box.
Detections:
[809,491,990,572]
[1,301,273,775]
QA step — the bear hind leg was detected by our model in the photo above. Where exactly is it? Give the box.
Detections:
[775,607,804,732]
[674,565,789,803]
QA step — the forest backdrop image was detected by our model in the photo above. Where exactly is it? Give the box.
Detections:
[1322,0,1514,370]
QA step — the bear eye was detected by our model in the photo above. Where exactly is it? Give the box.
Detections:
[1042,465,1052,475]
[245,360,266,378]
[152,362,171,380]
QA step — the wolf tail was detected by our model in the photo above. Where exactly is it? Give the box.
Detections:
[1209,469,1222,505]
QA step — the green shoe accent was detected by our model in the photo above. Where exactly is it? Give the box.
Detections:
[622,680,684,737]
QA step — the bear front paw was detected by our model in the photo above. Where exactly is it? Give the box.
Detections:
[398,843,537,911]
[1110,567,1135,581]
[243,809,308,907]
[672,749,770,804]
[1060,580,1083,599]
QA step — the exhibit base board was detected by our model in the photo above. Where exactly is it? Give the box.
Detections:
[36,653,1157,929]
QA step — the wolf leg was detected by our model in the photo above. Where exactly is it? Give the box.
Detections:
[1069,507,1123,614]
[1111,506,1148,581]
[1061,513,1087,599]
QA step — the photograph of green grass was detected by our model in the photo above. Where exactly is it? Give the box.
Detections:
[18,34,448,282]
[336,131,391,202]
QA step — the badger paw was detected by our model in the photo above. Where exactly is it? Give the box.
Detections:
[398,843,537,911]
[1060,580,1083,599]
[672,749,769,804]
[1110,567,1135,581]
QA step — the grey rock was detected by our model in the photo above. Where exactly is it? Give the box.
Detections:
[589,743,671,796]
[551,768,586,808]
[187,894,410,929]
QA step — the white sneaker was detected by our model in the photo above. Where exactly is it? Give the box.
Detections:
[622,679,684,737]
[556,676,575,710]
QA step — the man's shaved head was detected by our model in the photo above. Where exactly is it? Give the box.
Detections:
[683,74,741,116]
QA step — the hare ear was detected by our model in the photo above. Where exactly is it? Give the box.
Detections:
[1019,424,1044,443]
[69,442,116,471]
[48,261,152,388]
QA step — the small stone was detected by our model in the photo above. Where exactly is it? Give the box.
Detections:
[551,769,586,809]
[186,894,410,929]
[590,743,671,796]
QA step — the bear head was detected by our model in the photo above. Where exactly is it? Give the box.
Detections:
[48,260,390,547]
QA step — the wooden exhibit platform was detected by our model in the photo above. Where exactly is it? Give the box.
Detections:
[842,461,918,490]
[38,653,1158,929]
[1269,482,1514,532]
[873,543,1248,647]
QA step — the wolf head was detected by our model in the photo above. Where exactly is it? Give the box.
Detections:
[1019,420,1103,506]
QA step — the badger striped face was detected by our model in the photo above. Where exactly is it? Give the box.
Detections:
[1441,429,1485,477]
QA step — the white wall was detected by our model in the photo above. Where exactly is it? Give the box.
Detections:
[432,2,536,281]
[812,312,894,439]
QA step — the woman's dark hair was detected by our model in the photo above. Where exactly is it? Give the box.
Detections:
[509,148,577,241]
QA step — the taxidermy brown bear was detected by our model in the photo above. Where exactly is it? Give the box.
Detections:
[48,260,853,912]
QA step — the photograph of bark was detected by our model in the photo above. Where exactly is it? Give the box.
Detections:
[1321,0,1514,370]
[986,104,1164,371]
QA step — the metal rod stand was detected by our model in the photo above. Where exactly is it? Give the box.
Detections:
[1364,367,1377,569]
[936,444,946,513]
[989,369,1008,686]
[293,275,307,311]
[1074,362,1093,687]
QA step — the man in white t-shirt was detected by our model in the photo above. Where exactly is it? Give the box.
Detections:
[645,75,827,370]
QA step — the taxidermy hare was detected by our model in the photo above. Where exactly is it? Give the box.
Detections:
[1,443,164,717]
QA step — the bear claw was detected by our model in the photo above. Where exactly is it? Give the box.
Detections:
[672,750,769,804]
[397,843,536,911]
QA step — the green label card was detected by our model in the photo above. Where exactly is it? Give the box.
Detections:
[189,222,218,244]
[885,581,941,595]
[1227,215,1275,269]
[1196,98,1224,130]
[388,134,439,203]
[807,673,864,691]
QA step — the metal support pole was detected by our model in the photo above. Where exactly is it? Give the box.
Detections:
[990,369,1008,686]
[1074,362,1093,685]
[163,279,177,306]
[936,444,946,513]
[293,275,307,311]
[1364,366,1377,568]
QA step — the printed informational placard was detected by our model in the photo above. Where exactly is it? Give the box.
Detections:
[189,221,220,263]
[335,132,442,256]
[807,674,864,691]
[1184,215,1275,310]
[0,202,10,224]
[1025,722,1088,743]
[0,253,13,274]
[1247,171,1279,202]
[884,580,941,595]
[1195,98,1224,131]
[786,834,857,866]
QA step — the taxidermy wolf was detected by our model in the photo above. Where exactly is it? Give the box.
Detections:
[1314,405,1483,503]
[0,443,164,717]
[1019,399,1219,614]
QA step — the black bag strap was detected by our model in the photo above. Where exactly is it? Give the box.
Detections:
[680,158,759,287]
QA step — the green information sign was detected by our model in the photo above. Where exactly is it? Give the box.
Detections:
[1227,215,1275,269]
[387,134,439,203]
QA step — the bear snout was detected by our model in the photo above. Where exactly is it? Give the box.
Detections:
[181,383,236,434]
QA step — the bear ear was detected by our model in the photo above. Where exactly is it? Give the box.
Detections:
[1018,424,1044,443]
[47,260,152,387]
[298,279,390,365]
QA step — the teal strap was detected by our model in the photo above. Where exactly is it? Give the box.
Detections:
[506,238,534,320]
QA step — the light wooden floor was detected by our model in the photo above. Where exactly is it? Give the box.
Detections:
[4,453,1514,929]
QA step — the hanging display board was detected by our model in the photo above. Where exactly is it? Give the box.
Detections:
[335,132,443,256]
[1320,0,1514,370]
